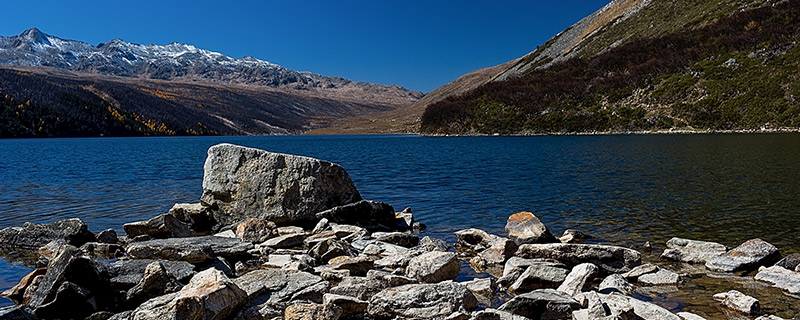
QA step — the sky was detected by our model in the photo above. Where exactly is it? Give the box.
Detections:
[1,0,611,93]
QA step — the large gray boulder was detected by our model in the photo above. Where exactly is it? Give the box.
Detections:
[498,289,581,319]
[705,238,780,272]
[367,282,478,319]
[200,144,362,227]
[660,238,727,264]
[515,243,641,274]
[0,218,95,250]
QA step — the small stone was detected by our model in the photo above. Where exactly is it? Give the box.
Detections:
[125,261,183,306]
[774,253,800,270]
[320,269,351,281]
[498,289,581,319]
[309,238,357,263]
[638,267,680,285]
[284,303,342,320]
[661,237,727,264]
[0,218,95,249]
[713,290,759,315]
[323,293,368,317]
[263,233,306,249]
[235,218,278,243]
[167,202,216,234]
[123,213,195,239]
[372,232,419,248]
[598,274,634,294]
[705,238,780,272]
[96,229,118,244]
[505,212,557,245]
[557,263,598,296]
[621,263,658,280]
[326,256,374,276]
[559,229,590,244]
[406,251,460,283]
[677,311,708,320]
[277,226,305,235]
[0,268,47,305]
[462,278,496,305]
[330,224,366,238]
[600,293,680,320]
[509,262,569,293]
[755,265,800,293]
[312,218,330,234]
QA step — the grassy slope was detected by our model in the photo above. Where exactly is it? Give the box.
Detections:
[420,0,800,134]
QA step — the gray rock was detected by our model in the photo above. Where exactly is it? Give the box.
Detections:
[130,268,248,320]
[125,261,183,306]
[315,200,396,229]
[96,229,118,244]
[474,238,518,268]
[637,268,680,285]
[774,253,800,270]
[322,256,374,276]
[277,226,305,235]
[79,242,124,259]
[320,269,350,282]
[470,308,531,320]
[406,251,460,283]
[559,230,590,244]
[462,278,496,305]
[498,289,581,319]
[372,232,419,248]
[33,281,96,319]
[713,290,759,315]
[283,303,342,320]
[329,276,385,301]
[598,274,633,294]
[262,233,306,249]
[235,218,277,243]
[107,311,133,320]
[599,293,680,320]
[367,282,478,319]
[263,254,312,269]
[754,265,800,293]
[363,241,409,256]
[515,243,642,274]
[28,245,106,312]
[677,312,708,320]
[420,236,450,252]
[366,270,416,287]
[200,143,362,227]
[705,238,780,272]
[661,238,727,264]
[168,203,217,234]
[0,218,95,249]
[323,293,368,317]
[620,263,657,280]
[583,291,607,319]
[509,262,569,293]
[126,235,254,263]
[755,315,786,320]
[85,311,114,320]
[107,259,196,289]
[0,306,36,320]
[330,224,366,238]
[499,257,560,285]
[557,263,598,297]
[0,268,46,305]
[304,230,337,248]
[308,238,357,263]
[455,228,498,252]
[123,214,195,239]
[505,212,558,245]
[312,218,330,234]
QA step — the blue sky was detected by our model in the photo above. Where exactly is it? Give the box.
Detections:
[1,0,610,92]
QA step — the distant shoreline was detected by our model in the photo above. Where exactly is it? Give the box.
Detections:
[418,127,800,137]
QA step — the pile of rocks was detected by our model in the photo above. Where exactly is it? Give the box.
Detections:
[0,143,798,320]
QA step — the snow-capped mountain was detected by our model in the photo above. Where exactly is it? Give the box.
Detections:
[0,28,419,96]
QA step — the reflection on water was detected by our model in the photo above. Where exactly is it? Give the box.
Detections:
[1,133,798,310]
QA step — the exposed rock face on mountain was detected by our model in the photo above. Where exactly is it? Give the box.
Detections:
[419,0,800,135]
[0,28,423,137]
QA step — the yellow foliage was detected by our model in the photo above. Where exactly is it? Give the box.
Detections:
[138,88,179,101]
[13,71,34,77]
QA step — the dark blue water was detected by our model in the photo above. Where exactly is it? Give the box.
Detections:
[1,134,799,307]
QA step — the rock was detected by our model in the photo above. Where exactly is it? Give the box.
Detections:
[677,312,708,320]
[316,200,396,229]
[621,263,658,280]
[505,212,557,245]
[108,311,133,320]
[598,274,633,294]
[0,218,95,249]
[323,293,368,317]
[363,241,409,257]
[309,238,357,263]
[470,308,531,320]
[304,230,337,248]
[462,278,496,305]
[263,254,313,269]
[395,210,414,230]
[80,242,124,258]
[277,226,306,235]
[755,265,800,293]
[0,305,36,320]
[446,311,471,320]
[126,235,254,263]
[96,229,118,244]
[106,259,196,289]
[33,281,96,319]
[125,261,183,306]
[755,316,786,320]
[774,253,800,270]
[0,268,46,304]
[509,262,570,293]
[515,243,642,274]
[705,238,780,272]
[713,290,759,315]
[235,218,277,243]
[367,282,478,319]
[372,232,419,248]
[498,257,557,285]
[21,275,44,307]
[37,240,67,259]
[312,218,330,234]
[214,230,236,238]
[637,268,680,285]
[599,293,680,320]
[262,233,306,249]
[320,269,350,281]
[85,311,114,320]
[284,303,342,320]
[234,270,330,318]
[168,203,217,234]
[477,238,519,267]
[329,276,385,301]
[330,224,366,238]
[324,256,374,277]
[559,229,590,244]
[123,214,195,239]
[583,291,607,319]
[557,263,598,297]
[28,245,107,312]
[130,268,247,320]
[200,143,362,227]
[661,238,727,264]
[413,222,428,231]
[455,228,498,252]
[420,236,450,252]
[498,288,581,319]
[366,270,416,287]
[406,251,460,283]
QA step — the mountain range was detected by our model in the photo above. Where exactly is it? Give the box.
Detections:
[415,0,800,134]
[0,28,422,137]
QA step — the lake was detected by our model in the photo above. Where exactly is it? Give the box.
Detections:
[1,133,799,310]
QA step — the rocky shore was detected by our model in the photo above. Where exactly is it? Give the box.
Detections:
[0,143,798,320]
